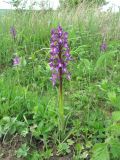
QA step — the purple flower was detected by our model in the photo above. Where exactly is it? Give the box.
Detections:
[50,73,58,86]
[100,42,107,52]
[49,26,71,86]
[10,26,16,40]
[13,56,20,66]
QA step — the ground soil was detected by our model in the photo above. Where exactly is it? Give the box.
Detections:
[0,135,72,160]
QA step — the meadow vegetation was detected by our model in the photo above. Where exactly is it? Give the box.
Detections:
[0,3,120,160]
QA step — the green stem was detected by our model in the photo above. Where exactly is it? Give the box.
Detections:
[59,82,64,131]
[59,64,64,131]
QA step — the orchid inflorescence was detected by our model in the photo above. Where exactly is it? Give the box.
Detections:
[13,56,20,66]
[100,42,107,52]
[10,26,16,40]
[49,26,71,86]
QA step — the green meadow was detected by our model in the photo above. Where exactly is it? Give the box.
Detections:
[0,4,120,160]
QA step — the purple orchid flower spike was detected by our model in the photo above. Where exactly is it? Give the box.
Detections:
[49,25,72,86]
[13,56,20,66]
[49,25,71,131]
[100,42,107,52]
[10,26,16,40]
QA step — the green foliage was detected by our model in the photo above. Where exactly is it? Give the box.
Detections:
[0,4,120,160]
[109,139,120,159]
[28,149,53,160]
[40,149,53,159]
[57,139,74,156]
[57,142,71,155]
[112,111,120,122]
[92,111,120,160]
[16,143,29,158]
[92,136,120,160]
[91,143,109,160]
[60,0,82,8]
[95,51,115,76]
[60,0,106,8]
[108,92,120,109]
[0,116,28,139]
[28,151,41,160]
[10,0,23,8]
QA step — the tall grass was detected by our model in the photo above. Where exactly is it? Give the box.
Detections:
[0,4,120,66]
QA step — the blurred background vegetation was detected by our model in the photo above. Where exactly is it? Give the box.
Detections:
[59,0,107,8]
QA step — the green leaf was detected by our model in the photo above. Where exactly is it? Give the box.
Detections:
[109,138,120,158]
[67,139,74,146]
[95,52,114,71]
[28,151,41,160]
[108,92,116,104]
[41,149,53,159]
[57,143,70,155]
[91,143,110,160]
[112,111,120,122]
[16,143,29,158]
[109,123,120,136]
